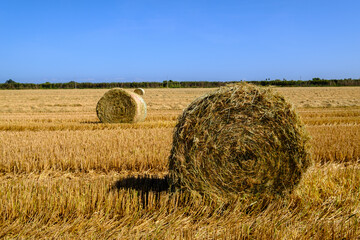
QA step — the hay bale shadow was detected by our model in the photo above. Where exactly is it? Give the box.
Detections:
[110,175,169,207]
[112,175,169,192]
[80,121,101,124]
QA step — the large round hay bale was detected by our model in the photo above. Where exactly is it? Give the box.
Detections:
[134,88,145,95]
[96,88,147,123]
[168,83,311,199]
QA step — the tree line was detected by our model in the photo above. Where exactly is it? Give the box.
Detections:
[1,78,360,89]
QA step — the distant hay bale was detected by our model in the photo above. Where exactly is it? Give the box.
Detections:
[96,88,147,123]
[134,88,145,95]
[168,83,311,199]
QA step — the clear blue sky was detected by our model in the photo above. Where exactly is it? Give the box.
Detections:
[1,0,360,83]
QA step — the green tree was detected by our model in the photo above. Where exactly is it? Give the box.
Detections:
[5,79,16,84]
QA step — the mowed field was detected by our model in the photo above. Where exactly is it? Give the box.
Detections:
[1,87,360,239]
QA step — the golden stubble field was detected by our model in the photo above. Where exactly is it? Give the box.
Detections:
[0,87,360,239]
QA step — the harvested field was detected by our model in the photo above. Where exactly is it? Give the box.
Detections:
[0,87,360,238]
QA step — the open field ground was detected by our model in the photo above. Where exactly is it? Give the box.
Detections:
[1,87,360,239]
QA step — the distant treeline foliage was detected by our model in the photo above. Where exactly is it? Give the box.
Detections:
[1,78,360,89]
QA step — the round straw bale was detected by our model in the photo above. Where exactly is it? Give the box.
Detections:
[134,88,145,95]
[96,88,147,123]
[168,83,311,199]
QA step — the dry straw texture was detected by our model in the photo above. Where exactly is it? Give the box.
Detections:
[134,88,145,95]
[96,88,147,123]
[2,87,360,238]
[169,83,311,200]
